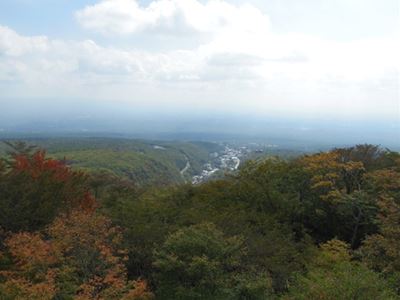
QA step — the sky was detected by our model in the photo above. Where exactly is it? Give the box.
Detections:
[0,0,399,124]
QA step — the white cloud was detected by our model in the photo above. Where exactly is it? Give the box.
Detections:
[0,0,399,119]
[75,0,270,36]
[0,26,49,56]
[74,0,398,84]
[0,23,261,88]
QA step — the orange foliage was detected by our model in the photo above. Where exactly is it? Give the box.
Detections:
[0,206,153,300]
[5,232,58,272]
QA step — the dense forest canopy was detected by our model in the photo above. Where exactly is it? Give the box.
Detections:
[0,141,399,299]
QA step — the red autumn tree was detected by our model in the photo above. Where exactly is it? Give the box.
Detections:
[0,143,90,232]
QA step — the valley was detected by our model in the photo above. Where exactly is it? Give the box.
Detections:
[0,137,303,186]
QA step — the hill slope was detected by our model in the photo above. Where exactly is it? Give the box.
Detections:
[0,138,224,186]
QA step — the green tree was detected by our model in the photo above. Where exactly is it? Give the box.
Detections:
[360,196,400,294]
[153,223,273,300]
[284,239,398,299]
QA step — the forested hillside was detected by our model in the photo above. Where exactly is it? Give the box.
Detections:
[0,138,224,186]
[0,142,399,299]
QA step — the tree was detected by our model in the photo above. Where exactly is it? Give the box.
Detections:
[364,168,400,200]
[2,141,37,162]
[0,205,154,300]
[334,144,386,171]
[0,147,89,232]
[153,223,273,300]
[336,191,377,248]
[360,196,400,294]
[301,150,365,200]
[284,239,398,299]
[299,150,380,247]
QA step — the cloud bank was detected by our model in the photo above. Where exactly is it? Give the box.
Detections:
[0,0,399,120]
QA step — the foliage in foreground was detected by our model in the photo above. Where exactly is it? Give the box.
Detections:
[284,239,398,299]
[0,207,153,299]
[153,223,273,300]
[0,142,399,299]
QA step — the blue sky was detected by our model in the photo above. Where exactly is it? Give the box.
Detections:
[0,0,399,122]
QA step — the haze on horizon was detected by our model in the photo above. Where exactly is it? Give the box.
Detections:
[0,0,399,143]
